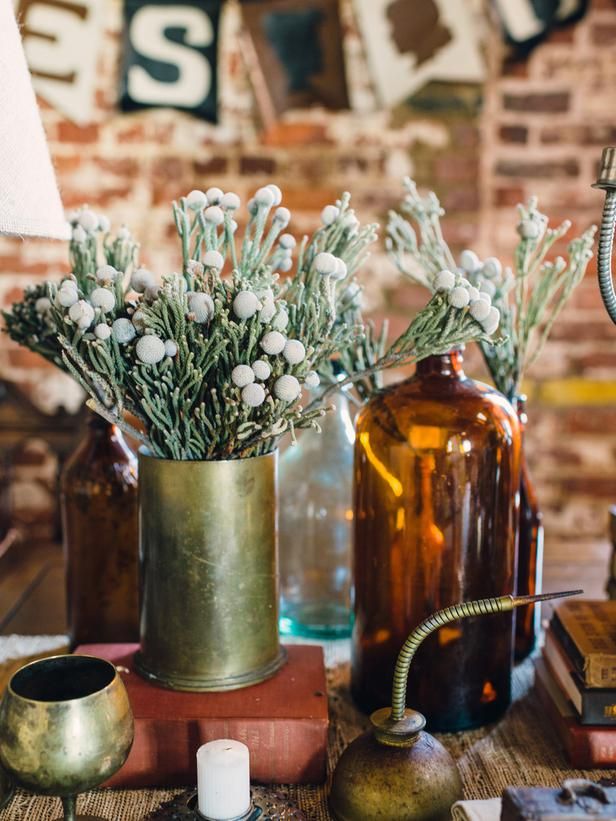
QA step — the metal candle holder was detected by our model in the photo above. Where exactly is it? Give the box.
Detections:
[329,589,582,821]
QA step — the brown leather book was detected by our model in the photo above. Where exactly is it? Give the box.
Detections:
[75,643,328,786]
[552,600,616,688]
[534,658,616,769]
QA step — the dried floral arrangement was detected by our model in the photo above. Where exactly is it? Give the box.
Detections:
[387,179,596,400]
[4,185,500,461]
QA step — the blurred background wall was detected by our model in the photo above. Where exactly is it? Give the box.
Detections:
[1,0,615,591]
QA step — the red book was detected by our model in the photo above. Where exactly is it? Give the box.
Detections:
[75,643,328,787]
[534,658,616,768]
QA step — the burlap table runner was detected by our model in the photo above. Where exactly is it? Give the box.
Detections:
[0,639,612,820]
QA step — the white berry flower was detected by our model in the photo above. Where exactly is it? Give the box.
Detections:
[61,277,78,290]
[186,190,208,211]
[205,187,224,205]
[98,215,110,233]
[469,299,491,322]
[274,207,291,227]
[188,293,215,323]
[479,280,496,299]
[254,187,275,207]
[482,306,501,335]
[90,287,115,313]
[221,192,241,211]
[482,257,502,280]
[241,383,266,408]
[517,218,540,240]
[458,278,471,289]
[96,264,119,283]
[203,250,224,271]
[232,364,256,388]
[274,374,301,403]
[478,291,492,305]
[247,198,258,215]
[204,206,224,226]
[112,317,136,343]
[72,225,86,244]
[283,339,306,364]
[251,359,271,380]
[136,335,166,365]
[304,371,320,388]
[260,331,286,355]
[267,184,283,206]
[68,300,95,330]
[279,257,293,272]
[272,308,289,331]
[257,287,274,302]
[131,267,155,293]
[57,288,78,308]
[330,257,347,281]
[164,339,178,357]
[279,233,296,250]
[233,290,260,320]
[94,323,112,341]
[35,297,51,314]
[467,286,480,302]
[434,269,456,291]
[187,259,204,277]
[449,286,470,309]
[259,299,277,323]
[78,209,98,232]
[460,249,481,273]
[344,213,359,233]
[145,285,161,301]
[314,252,338,277]
[321,205,339,226]
[117,226,131,240]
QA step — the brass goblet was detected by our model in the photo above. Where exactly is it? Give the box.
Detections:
[0,654,134,821]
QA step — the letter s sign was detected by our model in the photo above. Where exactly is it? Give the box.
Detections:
[120,0,222,122]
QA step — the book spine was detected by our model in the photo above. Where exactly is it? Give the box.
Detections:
[105,717,328,788]
[579,688,616,726]
[555,605,616,688]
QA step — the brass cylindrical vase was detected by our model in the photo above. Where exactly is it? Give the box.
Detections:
[135,450,285,692]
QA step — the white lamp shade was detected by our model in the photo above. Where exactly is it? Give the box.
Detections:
[0,2,69,239]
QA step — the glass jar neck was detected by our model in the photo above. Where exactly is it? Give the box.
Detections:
[415,350,465,379]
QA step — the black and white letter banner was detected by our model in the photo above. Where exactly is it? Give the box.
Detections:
[493,0,588,52]
[120,0,223,122]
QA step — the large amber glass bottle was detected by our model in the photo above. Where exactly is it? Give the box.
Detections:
[514,395,544,661]
[61,412,139,647]
[352,350,520,731]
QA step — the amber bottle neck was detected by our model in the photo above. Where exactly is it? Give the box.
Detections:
[415,350,465,379]
[515,394,528,433]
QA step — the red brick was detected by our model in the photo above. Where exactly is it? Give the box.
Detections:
[262,123,331,147]
[239,156,277,175]
[193,157,229,176]
[591,22,616,46]
[501,58,529,79]
[493,186,525,206]
[494,158,579,178]
[441,187,480,212]
[499,125,528,144]
[7,349,49,369]
[503,92,570,113]
[95,158,140,177]
[434,156,479,183]
[57,121,100,143]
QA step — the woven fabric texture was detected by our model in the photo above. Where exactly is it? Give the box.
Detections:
[0,640,609,820]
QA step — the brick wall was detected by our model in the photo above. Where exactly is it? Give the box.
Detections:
[1,0,615,589]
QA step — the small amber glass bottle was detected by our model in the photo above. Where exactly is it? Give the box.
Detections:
[513,395,544,661]
[351,350,520,731]
[61,412,139,647]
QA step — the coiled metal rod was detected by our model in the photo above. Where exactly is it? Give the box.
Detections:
[389,589,582,722]
[597,189,616,325]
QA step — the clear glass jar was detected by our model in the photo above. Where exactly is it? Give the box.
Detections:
[351,350,521,731]
[279,386,355,638]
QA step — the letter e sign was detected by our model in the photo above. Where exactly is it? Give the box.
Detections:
[120,0,222,122]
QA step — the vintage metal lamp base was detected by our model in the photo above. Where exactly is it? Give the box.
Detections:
[133,648,287,692]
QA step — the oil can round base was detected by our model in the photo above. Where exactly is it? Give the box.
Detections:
[133,647,287,692]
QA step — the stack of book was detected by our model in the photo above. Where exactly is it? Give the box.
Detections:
[535,599,616,767]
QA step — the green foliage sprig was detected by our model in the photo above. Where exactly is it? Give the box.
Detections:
[387,178,597,400]
[5,186,497,460]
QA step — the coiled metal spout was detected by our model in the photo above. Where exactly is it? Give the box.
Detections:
[592,147,616,324]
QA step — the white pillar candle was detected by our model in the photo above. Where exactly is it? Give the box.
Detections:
[197,739,251,820]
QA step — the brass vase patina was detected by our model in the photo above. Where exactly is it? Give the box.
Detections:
[0,654,134,821]
[329,589,581,821]
[135,450,285,692]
